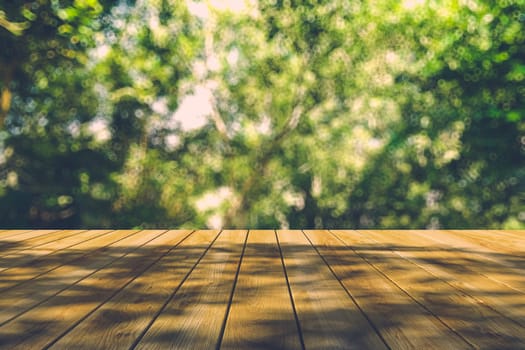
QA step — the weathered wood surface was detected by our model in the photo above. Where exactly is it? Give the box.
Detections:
[0,230,523,349]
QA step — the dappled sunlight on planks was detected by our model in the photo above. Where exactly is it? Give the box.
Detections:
[0,229,523,349]
[333,230,525,349]
[220,230,302,350]
[278,230,388,350]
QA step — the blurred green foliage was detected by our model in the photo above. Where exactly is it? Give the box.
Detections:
[0,0,523,229]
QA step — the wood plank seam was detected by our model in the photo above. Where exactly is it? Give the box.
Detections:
[0,230,90,257]
[128,230,222,350]
[215,230,250,350]
[48,230,222,349]
[0,230,112,274]
[0,230,56,244]
[411,230,525,294]
[417,230,525,270]
[300,230,393,350]
[0,230,61,249]
[1,230,522,349]
[220,230,303,349]
[40,230,195,349]
[329,230,477,349]
[449,230,525,255]
[0,230,110,282]
[0,230,96,256]
[0,230,130,293]
[123,230,246,349]
[355,230,525,329]
[493,230,525,240]
[275,230,306,350]
[0,230,33,240]
[0,230,169,328]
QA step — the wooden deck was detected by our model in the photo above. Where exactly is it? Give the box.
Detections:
[0,229,523,349]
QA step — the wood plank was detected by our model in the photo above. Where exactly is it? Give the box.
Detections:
[132,230,246,350]
[0,230,59,250]
[0,229,522,349]
[333,230,525,350]
[359,230,525,328]
[455,230,525,241]
[220,230,303,350]
[0,230,32,239]
[0,230,42,241]
[415,230,524,265]
[0,230,79,251]
[492,230,524,241]
[51,230,232,349]
[0,230,88,257]
[305,230,471,349]
[0,230,137,292]
[278,230,388,350]
[0,230,192,349]
[0,230,88,254]
[449,230,525,254]
[408,230,525,293]
[0,230,109,272]
[0,230,157,326]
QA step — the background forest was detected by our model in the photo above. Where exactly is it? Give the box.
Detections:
[0,0,523,229]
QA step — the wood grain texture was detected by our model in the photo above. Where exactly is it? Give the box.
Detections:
[0,230,179,349]
[411,230,525,293]
[0,230,159,326]
[334,230,525,350]
[0,230,58,249]
[278,230,388,350]
[483,230,524,241]
[306,230,472,350]
[0,229,136,292]
[134,230,246,350]
[0,230,88,257]
[49,230,219,350]
[0,229,523,350]
[0,230,32,239]
[220,230,303,350]
[0,230,108,272]
[449,229,525,254]
[358,230,525,328]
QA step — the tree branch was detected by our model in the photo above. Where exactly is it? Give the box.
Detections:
[224,84,310,227]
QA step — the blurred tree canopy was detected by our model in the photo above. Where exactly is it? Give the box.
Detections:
[0,0,523,229]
